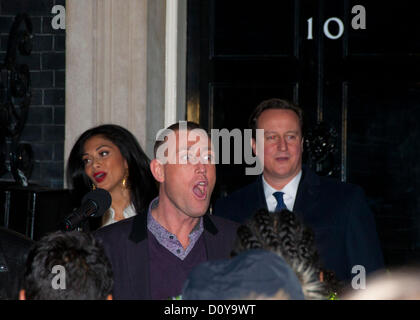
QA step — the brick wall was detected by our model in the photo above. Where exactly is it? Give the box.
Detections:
[0,0,65,188]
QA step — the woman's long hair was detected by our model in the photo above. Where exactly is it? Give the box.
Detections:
[66,124,157,218]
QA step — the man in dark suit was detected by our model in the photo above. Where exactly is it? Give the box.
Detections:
[214,98,384,282]
[95,122,238,299]
[0,227,33,300]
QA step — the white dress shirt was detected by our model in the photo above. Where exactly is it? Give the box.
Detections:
[101,203,137,227]
[262,171,302,212]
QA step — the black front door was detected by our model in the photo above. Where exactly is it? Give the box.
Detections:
[186,0,420,267]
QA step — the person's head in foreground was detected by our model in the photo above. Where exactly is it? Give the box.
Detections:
[232,208,341,299]
[182,249,305,300]
[341,267,420,300]
[20,231,113,300]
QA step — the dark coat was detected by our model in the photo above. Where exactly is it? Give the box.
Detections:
[213,167,385,281]
[0,227,33,300]
[94,212,239,299]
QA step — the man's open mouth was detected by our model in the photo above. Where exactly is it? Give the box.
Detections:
[192,180,208,199]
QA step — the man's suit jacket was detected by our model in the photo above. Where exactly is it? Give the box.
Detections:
[0,228,33,300]
[213,167,385,281]
[94,212,238,299]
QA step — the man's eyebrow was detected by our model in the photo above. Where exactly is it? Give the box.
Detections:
[200,146,213,152]
[176,144,213,154]
[176,146,190,154]
[263,130,300,135]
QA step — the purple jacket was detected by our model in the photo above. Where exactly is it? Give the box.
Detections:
[94,212,239,299]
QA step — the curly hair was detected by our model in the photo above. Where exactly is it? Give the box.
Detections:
[22,231,113,300]
[232,208,341,299]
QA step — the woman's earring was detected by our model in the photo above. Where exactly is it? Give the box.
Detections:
[92,182,96,190]
[122,172,129,189]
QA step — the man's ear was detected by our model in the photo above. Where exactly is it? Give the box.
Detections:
[19,289,26,300]
[251,138,257,155]
[150,159,165,183]
[301,136,304,151]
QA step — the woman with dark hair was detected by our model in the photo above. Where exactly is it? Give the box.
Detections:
[67,124,157,228]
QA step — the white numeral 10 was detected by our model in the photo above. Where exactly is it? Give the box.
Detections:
[306,5,366,40]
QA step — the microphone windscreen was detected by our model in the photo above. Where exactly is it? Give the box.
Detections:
[81,188,112,217]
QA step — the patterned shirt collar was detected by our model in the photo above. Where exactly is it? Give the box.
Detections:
[147,197,204,260]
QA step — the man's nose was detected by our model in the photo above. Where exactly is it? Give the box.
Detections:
[195,161,207,174]
[277,137,288,151]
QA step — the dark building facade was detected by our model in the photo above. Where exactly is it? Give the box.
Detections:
[0,0,65,189]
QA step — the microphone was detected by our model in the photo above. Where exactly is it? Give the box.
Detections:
[61,188,112,231]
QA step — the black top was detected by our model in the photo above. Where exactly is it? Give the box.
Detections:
[0,227,33,300]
